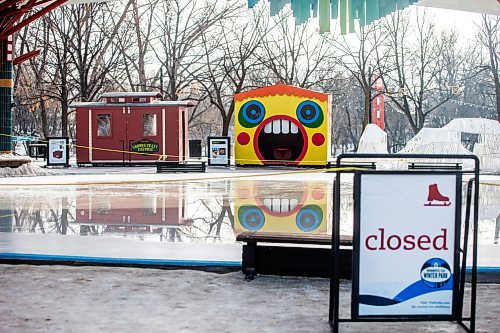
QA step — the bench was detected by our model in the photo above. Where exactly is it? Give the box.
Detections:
[236,231,353,280]
[408,162,462,170]
[156,161,206,173]
[27,143,47,160]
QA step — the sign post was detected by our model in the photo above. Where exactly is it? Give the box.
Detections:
[207,136,230,167]
[329,154,480,333]
[46,137,69,167]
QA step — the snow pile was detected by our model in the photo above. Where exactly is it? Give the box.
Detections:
[0,154,52,177]
[442,118,500,134]
[443,118,500,174]
[398,118,500,173]
[473,134,500,173]
[356,124,388,154]
[398,127,473,169]
[399,128,467,154]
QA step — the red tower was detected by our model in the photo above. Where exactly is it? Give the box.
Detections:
[371,77,385,130]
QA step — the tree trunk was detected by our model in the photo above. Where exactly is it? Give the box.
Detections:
[362,87,371,131]
[39,99,49,138]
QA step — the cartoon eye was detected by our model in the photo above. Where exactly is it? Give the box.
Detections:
[239,100,265,128]
[296,101,323,128]
[295,205,323,232]
[238,205,265,231]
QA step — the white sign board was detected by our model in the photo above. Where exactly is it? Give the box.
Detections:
[208,137,230,166]
[354,173,458,318]
[47,137,69,166]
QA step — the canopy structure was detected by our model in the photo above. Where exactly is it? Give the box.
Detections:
[248,0,500,34]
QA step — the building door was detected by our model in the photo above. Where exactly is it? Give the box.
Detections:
[91,108,128,163]
[126,107,162,162]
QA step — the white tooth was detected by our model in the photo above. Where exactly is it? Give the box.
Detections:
[264,122,272,133]
[264,199,272,210]
[272,198,280,211]
[290,199,298,210]
[273,120,281,134]
[290,122,298,134]
[281,199,289,212]
[282,120,290,134]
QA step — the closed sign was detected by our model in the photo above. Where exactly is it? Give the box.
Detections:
[353,173,459,318]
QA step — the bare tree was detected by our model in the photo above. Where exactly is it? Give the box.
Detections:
[151,0,241,101]
[382,9,469,134]
[326,20,390,131]
[193,9,267,136]
[477,14,500,122]
[67,3,128,103]
[110,0,158,92]
[15,17,59,138]
[331,77,365,152]
[258,9,337,90]
[14,2,130,138]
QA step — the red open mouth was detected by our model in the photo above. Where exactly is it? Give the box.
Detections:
[253,115,308,165]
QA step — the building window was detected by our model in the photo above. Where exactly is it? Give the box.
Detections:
[132,97,147,102]
[110,97,125,103]
[97,201,111,215]
[97,114,111,137]
[143,114,157,136]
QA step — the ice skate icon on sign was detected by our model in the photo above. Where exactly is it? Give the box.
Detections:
[424,184,451,207]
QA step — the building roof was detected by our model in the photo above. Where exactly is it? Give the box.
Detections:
[234,83,330,103]
[100,92,163,99]
[70,101,195,108]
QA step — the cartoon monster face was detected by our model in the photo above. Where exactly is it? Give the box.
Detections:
[234,84,331,166]
[234,180,331,234]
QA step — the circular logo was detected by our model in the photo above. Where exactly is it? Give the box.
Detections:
[420,258,452,288]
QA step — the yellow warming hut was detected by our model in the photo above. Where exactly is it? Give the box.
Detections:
[234,83,331,166]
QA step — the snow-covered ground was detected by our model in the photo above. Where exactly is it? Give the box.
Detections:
[0,154,52,177]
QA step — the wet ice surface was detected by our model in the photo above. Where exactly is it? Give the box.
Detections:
[0,172,498,264]
[0,178,335,243]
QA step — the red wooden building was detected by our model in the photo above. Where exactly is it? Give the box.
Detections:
[72,92,194,165]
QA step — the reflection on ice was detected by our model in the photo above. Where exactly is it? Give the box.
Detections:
[234,180,331,235]
[0,176,498,245]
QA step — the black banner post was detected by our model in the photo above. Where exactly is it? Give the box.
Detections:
[329,153,479,333]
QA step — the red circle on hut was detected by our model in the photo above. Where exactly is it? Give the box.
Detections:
[238,132,250,145]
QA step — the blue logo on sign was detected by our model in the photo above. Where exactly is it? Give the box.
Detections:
[420,258,452,288]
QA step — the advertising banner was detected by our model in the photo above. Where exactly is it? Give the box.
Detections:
[208,136,230,166]
[47,137,69,167]
[353,173,459,318]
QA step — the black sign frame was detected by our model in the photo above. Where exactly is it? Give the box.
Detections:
[329,153,480,333]
[207,136,230,167]
[46,136,70,167]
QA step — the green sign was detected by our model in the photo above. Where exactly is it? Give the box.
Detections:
[131,140,159,153]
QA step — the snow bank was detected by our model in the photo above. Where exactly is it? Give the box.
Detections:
[398,128,474,170]
[442,118,500,134]
[398,119,500,173]
[0,154,52,177]
[356,124,388,153]
[399,128,462,153]
[443,118,500,173]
